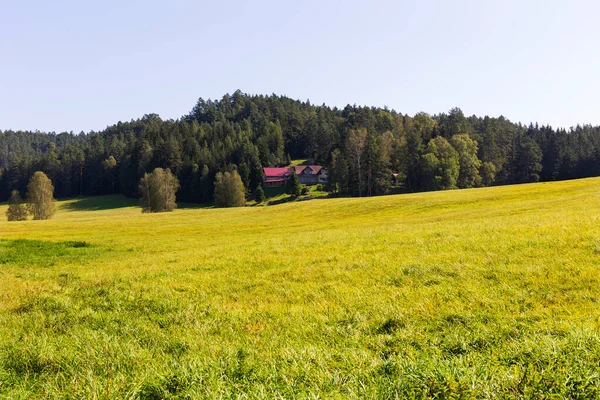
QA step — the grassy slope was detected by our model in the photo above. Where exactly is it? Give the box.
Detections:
[1,179,600,398]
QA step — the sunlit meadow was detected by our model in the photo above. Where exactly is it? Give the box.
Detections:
[1,178,600,398]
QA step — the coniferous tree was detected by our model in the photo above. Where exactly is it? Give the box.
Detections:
[286,172,301,197]
[328,148,348,195]
[101,156,118,193]
[253,185,265,203]
[2,93,600,202]
[480,162,497,187]
[517,136,543,183]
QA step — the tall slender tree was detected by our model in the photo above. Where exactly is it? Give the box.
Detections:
[346,128,367,196]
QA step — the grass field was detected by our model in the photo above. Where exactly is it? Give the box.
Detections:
[1,178,600,398]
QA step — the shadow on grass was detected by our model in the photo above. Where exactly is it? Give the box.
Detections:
[176,202,213,210]
[62,195,138,211]
[0,239,105,268]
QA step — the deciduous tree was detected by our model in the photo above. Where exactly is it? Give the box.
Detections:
[26,171,56,220]
[450,134,482,188]
[6,190,28,221]
[421,136,459,191]
[139,168,179,213]
[214,170,246,207]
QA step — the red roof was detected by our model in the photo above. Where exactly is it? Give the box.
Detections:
[263,167,291,178]
[294,165,323,175]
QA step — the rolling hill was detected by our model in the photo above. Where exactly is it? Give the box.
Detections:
[1,178,600,398]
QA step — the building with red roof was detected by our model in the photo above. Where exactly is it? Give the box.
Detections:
[263,165,327,187]
[263,167,292,187]
[294,165,328,185]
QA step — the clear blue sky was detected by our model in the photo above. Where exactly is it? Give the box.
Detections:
[1,0,599,133]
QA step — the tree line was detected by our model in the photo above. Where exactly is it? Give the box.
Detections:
[2,90,600,203]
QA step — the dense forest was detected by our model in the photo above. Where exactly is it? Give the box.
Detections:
[2,90,600,203]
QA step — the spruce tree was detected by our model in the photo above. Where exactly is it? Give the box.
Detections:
[253,185,265,203]
[286,173,301,197]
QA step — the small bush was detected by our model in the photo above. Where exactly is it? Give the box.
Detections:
[6,190,28,221]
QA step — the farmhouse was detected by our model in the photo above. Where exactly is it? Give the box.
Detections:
[263,165,328,187]
[294,165,328,185]
[263,167,292,187]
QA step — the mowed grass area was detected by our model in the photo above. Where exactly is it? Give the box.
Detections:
[1,179,600,398]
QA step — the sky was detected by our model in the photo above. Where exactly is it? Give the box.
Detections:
[1,0,599,133]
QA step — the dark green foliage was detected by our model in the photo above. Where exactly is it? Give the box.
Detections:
[420,136,459,191]
[328,148,348,195]
[286,173,301,197]
[517,135,543,183]
[253,186,265,203]
[1,93,600,203]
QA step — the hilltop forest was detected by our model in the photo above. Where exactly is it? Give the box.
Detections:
[1,90,600,202]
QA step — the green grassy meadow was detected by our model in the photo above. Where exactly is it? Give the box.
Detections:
[1,178,600,398]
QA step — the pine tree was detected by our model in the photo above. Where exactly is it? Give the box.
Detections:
[286,173,301,197]
[328,148,348,195]
[253,185,265,203]
[6,190,28,221]
[517,136,543,183]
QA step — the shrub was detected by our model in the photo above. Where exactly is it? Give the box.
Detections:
[6,190,28,221]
